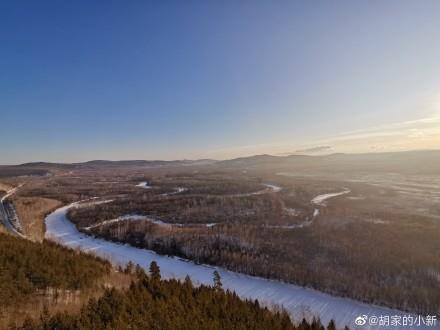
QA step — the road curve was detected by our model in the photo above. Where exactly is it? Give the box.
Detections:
[0,185,24,237]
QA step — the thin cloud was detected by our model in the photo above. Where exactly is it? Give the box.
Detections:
[295,146,333,154]
[200,114,440,159]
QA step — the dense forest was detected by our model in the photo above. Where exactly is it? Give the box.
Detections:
[10,263,336,330]
[67,183,440,315]
[0,167,48,178]
[9,169,440,316]
[17,173,265,204]
[68,193,286,226]
[0,233,110,308]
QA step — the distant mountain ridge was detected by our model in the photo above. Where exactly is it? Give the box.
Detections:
[0,159,217,177]
[2,149,440,176]
[216,149,440,175]
[17,159,217,168]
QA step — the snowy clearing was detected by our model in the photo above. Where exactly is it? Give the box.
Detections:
[83,214,148,230]
[311,189,351,206]
[161,187,188,197]
[136,181,151,189]
[262,183,282,193]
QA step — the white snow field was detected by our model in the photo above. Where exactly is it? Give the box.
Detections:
[83,214,148,230]
[161,187,188,197]
[311,189,351,206]
[136,181,151,189]
[45,203,432,330]
[262,183,282,193]
[233,183,282,197]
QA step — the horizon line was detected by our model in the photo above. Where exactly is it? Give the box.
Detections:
[3,148,440,167]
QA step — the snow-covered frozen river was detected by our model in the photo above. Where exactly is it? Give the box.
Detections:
[311,189,351,206]
[45,203,433,330]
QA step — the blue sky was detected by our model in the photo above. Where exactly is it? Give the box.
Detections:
[1,1,440,164]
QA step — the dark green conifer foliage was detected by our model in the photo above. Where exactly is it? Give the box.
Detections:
[0,233,109,307]
[213,270,222,290]
[149,261,161,281]
[184,275,193,288]
[327,320,336,330]
[9,268,341,330]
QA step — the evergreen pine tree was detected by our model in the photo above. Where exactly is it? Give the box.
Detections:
[184,275,193,287]
[125,261,134,274]
[39,304,50,326]
[149,261,161,281]
[213,270,222,290]
[327,320,336,330]
[135,263,145,277]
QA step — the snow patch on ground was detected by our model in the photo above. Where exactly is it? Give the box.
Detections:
[174,187,187,194]
[161,187,188,197]
[347,196,365,200]
[363,218,389,225]
[262,183,282,193]
[136,181,151,189]
[147,218,217,228]
[311,189,351,206]
[284,208,300,217]
[83,210,218,229]
[83,214,148,230]
[264,222,312,230]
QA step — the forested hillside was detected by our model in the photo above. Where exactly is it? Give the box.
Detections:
[0,233,110,307]
[0,233,336,330]
[11,264,334,330]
